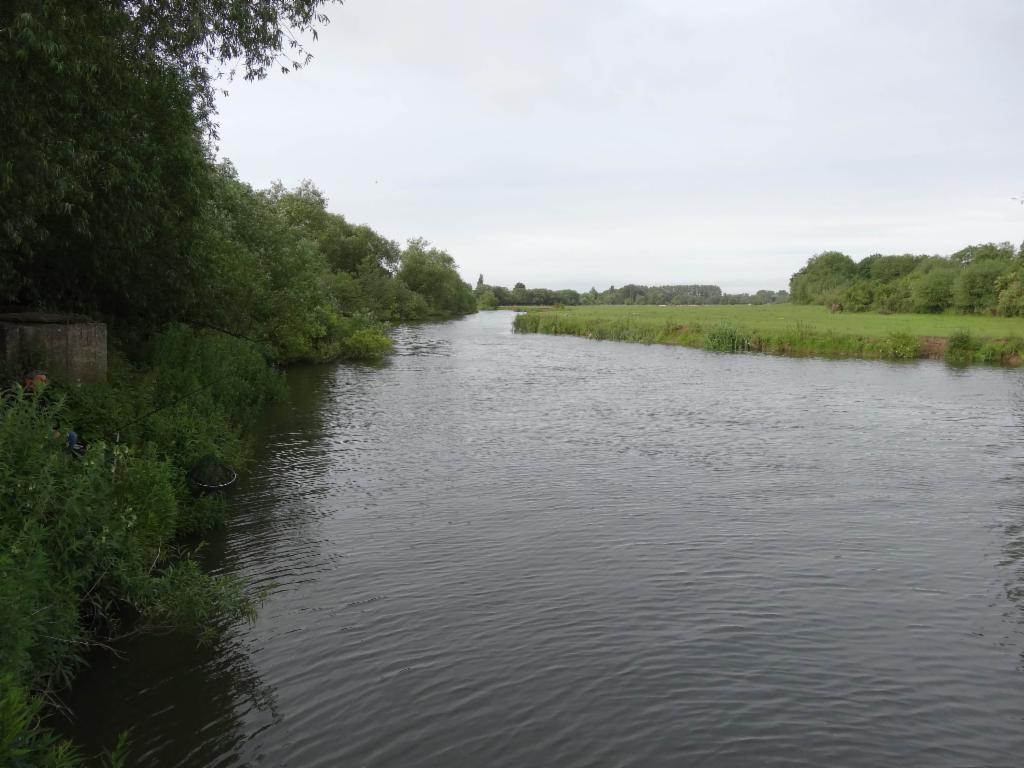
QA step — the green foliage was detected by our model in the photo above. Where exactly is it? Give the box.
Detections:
[1,2,210,322]
[871,278,913,314]
[1,0,487,759]
[2,6,436,364]
[879,332,921,360]
[478,281,787,307]
[952,259,1011,314]
[836,281,875,312]
[0,328,284,760]
[267,181,400,276]
[189,169,418,363]
[335,326,393,362]
[995,268,1024,316]
[703,325,750,352]
[789,243,1023,316]
[396,239,478,318]
[70,326,284,477]
[858,254,923,282]
[945,329,981,364]
[909,262,957,313]
[0,0,340,319]
[950,241,1016,266]
[477,289,500,310]
[0,678,80,767]
[789,251,859,304]
[514,304,1024,367]
[189,165,345,362]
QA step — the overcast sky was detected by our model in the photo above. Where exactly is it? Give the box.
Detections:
[215,0,1024,292]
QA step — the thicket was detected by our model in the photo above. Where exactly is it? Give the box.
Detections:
[474,277,788,307]
[789,243,1024,315]
[1,0,476,763]
[1,330,274,766]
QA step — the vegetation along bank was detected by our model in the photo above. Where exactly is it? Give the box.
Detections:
[513,245,1024,365]
[1,1,476,764]
[513,305,1024,365]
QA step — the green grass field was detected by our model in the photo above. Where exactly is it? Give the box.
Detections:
[511,304,1024,365]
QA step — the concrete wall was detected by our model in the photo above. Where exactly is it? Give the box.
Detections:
[0,320,107,384]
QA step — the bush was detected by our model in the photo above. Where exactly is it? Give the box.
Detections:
[0,327,280,760]
[879,332,920,359]
[336,328,393,362]
[0,678,80,767]
[946,329,981,364]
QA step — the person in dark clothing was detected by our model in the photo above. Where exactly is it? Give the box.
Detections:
[67,427,86,456]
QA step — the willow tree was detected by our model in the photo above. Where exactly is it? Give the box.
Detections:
[0,0,336,321]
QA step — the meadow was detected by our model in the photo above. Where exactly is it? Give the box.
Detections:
[511,304,1024,365]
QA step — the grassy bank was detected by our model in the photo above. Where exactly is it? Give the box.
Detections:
[512,305,1024,365]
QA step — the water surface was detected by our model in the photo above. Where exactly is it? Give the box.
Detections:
[64,311,1024,766]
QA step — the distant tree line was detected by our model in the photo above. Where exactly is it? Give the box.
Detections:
[474,278,789,308]
[789,242,1024,314]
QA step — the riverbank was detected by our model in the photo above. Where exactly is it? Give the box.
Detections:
[0,326,290,765]
[512,305,1024,365]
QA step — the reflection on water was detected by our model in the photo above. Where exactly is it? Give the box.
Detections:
[62,629,278,767]
[62,312,1024,767]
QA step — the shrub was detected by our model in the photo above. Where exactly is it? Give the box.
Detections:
[879,332,921,360]
[336,328,393,362]
[0,328,278,760]
[946,329,981,364]
[0,679,80,767]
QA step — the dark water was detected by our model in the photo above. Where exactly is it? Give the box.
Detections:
[63,311,1024,766]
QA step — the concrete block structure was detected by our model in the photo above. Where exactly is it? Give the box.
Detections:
[0,312,107,384]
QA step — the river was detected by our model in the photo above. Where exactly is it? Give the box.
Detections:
[62,310,1024,766]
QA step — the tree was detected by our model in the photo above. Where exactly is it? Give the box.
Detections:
[950,242,1016,266]
[188,164,350,361]
[996,269,1024,316]
[266,180,400,276]
[789,251,858,304]
[396,239,477,317]
[1,0,337,321]
[477,289,499,310]
[952,259,1011,313]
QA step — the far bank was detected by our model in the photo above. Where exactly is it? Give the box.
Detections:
[512,305,1024,366]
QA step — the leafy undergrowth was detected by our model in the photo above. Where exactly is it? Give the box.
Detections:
[1,327,281,765]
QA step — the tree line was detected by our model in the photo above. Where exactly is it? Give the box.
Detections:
[474,278,789,308]
[789,242,1024,314]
